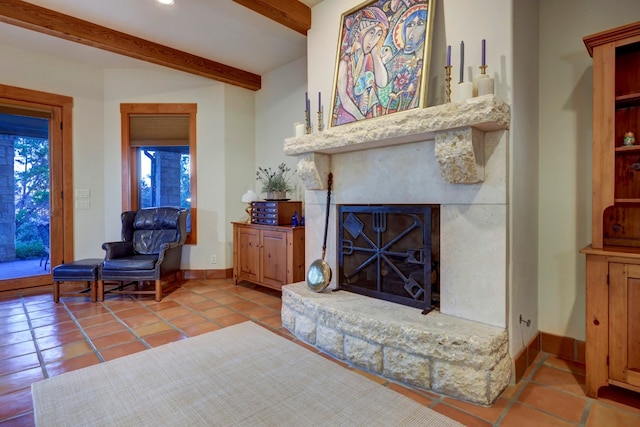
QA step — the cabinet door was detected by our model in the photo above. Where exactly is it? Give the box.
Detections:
[260,229,288,288]
[609,262,640,387]
[237,226,260,283]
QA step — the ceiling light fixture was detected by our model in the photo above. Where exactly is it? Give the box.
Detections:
[156,0,175,5]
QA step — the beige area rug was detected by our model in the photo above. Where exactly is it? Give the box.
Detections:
[32,321,462,427]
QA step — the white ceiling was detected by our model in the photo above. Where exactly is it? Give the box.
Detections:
[0,0,322,77]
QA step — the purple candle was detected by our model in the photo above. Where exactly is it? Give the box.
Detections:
[318,91,321,112]
[459,41,464,83]
[446,45,451,66]
[482,39,486,67]
[305,92,308,111]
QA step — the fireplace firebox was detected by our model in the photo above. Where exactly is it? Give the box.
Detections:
[337,205,440,313]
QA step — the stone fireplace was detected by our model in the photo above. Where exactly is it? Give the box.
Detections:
[281,95,512,404]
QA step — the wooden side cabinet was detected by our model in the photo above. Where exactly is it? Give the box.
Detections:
[582,21,640,398]
[582,248,640,397]
[232,222,305,291]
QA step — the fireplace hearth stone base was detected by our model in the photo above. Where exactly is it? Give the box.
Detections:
[282,282,512,405]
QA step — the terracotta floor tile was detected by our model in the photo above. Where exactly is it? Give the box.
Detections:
[26,306,67,320]
[155,306,192,320]
[499,402,576,427]
[258,313,282,329]
[188,299,221,312]
[248,293,281,306]
[29,313,73,329]
[586,400,640,426]
[83,321,128,339]
[0,367,43,396]
[133,321,173,337]
[213,295,248,305]
[39,341,93,364]
[0,387,33,421]
[91,331,138,350]
[214,313,250,327]
[4,330,34,347]
[0,341,36,360]
[498,382,524,400]
[0,313,28,326]
[241,305,280,320]
[102,300,141,312]
[4,411,35,426]
[544,355,587,376]
[443,395,509,423]
[2,321,29,334]
[76,312,118,328]
[169,313,208,329]
[144,330,188,348]
[349,367,388,385]
[36,329,85,351]
[431,402,492,427]
[32,320,79,338]
[201,306,235,319]
[388,382,436,406]
[168,293,208,304]
[532,365,587,397]
[146,300,181,312]
[99,341,148,361]
[517,382,587,423]
[2,279,640,426]
[182,321,221,337]
[122,313,163,329]
[0,308,26,320]
[0,353,40,376]
[45,352,101,377]
[111,307,150,319]
[69,305,112,319]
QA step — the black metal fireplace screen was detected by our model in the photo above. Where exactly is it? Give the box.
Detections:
[337,205,440,313]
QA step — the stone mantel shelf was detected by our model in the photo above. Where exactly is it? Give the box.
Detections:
[284,95,510,190]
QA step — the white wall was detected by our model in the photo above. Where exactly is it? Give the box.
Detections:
[255,57,308,204]
[0,43,106,260]
[538,0,640,340]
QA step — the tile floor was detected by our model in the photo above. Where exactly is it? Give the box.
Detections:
[1,278,640,426]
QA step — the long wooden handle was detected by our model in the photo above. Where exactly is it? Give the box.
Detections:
[321,173,333,261]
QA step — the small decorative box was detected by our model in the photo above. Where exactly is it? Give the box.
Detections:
[251,201,302,226]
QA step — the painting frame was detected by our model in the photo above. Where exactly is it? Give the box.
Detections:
[329,0,436,128]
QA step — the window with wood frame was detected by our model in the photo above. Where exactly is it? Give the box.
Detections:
[120,103,197,244]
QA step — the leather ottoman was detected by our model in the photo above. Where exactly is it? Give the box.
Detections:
[52,259,102,302]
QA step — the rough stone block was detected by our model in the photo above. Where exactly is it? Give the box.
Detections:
[383,348,431,389]
[316,324,344,358]
[435,127,485,184]
[344,335,383,373]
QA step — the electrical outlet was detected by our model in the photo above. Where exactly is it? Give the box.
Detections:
[210,255,217,264]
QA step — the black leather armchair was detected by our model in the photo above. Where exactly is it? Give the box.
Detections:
[98,207,188,302]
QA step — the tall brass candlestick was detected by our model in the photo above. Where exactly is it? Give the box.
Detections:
[445,65,452,103]
[305,108,311,134]
[317,110,324,132]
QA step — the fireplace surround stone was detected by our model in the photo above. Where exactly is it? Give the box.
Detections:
[282,283,511,405]
[282,95,513,404]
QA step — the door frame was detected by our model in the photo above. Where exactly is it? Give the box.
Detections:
[0,84,74,292]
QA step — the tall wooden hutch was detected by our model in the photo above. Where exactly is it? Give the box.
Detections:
[581,21,640,398]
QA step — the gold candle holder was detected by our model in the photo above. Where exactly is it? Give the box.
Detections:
[444,65,452,103]
[317,111,324,132]
[305,108,312,134]
[479,65,488,75]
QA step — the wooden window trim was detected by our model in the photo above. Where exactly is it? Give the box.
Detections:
[120,103,197,245]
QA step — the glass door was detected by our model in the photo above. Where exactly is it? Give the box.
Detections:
[0,105,57,289]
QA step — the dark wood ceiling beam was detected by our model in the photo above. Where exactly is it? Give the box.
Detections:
[0,0,261,91]
[233,0,311,36]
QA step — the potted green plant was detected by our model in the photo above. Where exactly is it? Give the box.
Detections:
[256,163,294,200]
